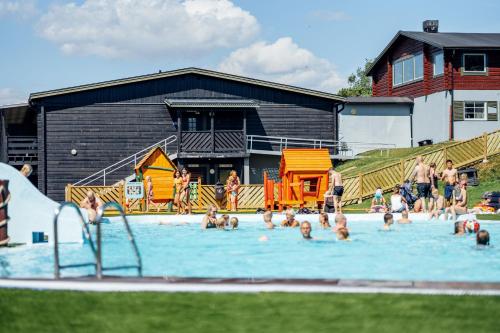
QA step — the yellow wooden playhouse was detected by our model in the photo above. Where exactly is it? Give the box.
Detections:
[264,148,332,210]
[134,147,177,205]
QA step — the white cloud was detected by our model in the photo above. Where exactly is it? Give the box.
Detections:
[309,10,350,22]
[0,0,38,18]
[0,88,27,105]
[36,0,259,59]
[218,37,345,93]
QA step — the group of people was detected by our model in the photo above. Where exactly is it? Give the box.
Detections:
[366,157,472,221]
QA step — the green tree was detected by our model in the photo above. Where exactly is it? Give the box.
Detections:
[337,59,373,97]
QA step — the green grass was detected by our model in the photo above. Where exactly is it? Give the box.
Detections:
[1,289,500,333]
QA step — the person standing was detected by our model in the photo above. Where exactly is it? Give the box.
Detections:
[441,159,458,207]
[411,156,431,213]
[226,170,240,212]
[173,170,183,214]
[328,168,343,214]
[180,167,192,215]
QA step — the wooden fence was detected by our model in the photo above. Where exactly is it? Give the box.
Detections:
[66,130,500,211]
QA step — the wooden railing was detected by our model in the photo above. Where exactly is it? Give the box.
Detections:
[7,136,38,166]
[180,130,245,154]
[340,130,500,206]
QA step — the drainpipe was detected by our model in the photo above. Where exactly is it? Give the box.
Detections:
[450,49,455,140]
[409,103,414,147]
[333,102,345,155]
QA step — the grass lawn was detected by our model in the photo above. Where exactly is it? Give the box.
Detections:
[1,289,500,333]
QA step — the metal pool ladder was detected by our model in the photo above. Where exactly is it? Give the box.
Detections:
[53,201,142,279]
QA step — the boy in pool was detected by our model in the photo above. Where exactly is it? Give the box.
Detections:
[332,213,348,232]
[383,213,394,230]
[300,221,313,240]
[281,208,299,227]
[230,217,239,229]
[454,221,465,236]
[263,210,275,229]
[477,230,490,246]
[397,210,412,224]
[216,214,230,229]
[336,227,350,241]
[319,212,331,229]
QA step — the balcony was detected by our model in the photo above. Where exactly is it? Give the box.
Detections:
[179,130,246,157]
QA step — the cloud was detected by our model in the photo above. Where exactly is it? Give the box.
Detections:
[218,37,345,93]
[36,0,259,59]
[0,88,27,105]
[0,0,38,18]
[309,10,350,22]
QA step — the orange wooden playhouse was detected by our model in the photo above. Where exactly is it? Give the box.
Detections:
[134,147,177,205]
[264,148,332,210]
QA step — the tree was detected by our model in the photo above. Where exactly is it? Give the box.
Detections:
[337,59,373,97]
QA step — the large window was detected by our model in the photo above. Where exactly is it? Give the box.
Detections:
[463,54,486,73]
[187,117,197,131]
[433,51,444,76]
[464,101,486,120]
[393,53,423,86]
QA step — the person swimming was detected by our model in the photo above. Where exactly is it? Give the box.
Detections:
[397,210,412,224]
[477,230,490,246]
[201,204,218,229]
[332,213,347,232]
[319,212,331,229]
[281,208,299,227]
[263,210,275,229]
[300,221,312,240]
[383,213,394,230]
[454,221,465,236]
[230,217,239,229]
[336,227,349,241]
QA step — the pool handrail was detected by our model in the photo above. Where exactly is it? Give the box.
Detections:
[95,202,142,277]
[53,202,100,279]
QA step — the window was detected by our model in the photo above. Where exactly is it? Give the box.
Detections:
[463,54,486,73]
[187,117,197,131]
[464,101,486,120]
[393,53,423,86]
[433,51,444,76]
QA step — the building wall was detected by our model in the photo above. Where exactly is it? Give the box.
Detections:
[453,90,500,140]
[412,91,450,144]
[339,104,412,155]
[35,73,337,201]
[249,154,281,184]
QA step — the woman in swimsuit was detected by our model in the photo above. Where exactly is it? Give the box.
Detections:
[226,170,240,212]
[146,176,160,212]
[201,204,218,229]
[429,162,439,190]
[173,170,183,214]
[180,167,192,215]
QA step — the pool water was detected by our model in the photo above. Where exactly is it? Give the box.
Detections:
[1,215,499,282]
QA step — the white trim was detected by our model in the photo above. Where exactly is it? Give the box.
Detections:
[464,101,488,120]
[392,53,424,87]
[462,53,487,73]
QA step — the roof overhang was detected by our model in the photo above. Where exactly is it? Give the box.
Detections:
[346,96,414,105]
[164,98,260,109]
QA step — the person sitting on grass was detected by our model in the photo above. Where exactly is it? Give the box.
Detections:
[470,196,496,214]
[444,180,468,221]
[428,188,445,220]
[263,210,275,229]
[80,190,104,224]
[336,227,350,241]
[230,217,239,230]
[146,176,160,212]
[332,213,348,232]
[383,213,394,230]
[319,212,331,229]
[281,208,299,227]
[397,210,412,224]
[390,186,407,213]
[300,221,313,240]
[369,187,387,213]
[201,204,218,229]
[477,230,490,246]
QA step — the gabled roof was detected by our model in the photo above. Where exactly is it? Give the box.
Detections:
[279,149,332,177]
[134,147,174,171]
[367,31,500,75]
[29,67,345,102]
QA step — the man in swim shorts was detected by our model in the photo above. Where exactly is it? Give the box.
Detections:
[300,221,312,240]
[411,156,431,213]
[441,159,457,207]
[328,168,343,214]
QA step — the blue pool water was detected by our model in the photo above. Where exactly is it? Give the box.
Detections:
[1,215,499,282]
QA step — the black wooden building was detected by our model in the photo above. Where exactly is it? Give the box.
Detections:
[1,68,345,202]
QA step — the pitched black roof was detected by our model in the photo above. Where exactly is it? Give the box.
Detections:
[367,31,500,75]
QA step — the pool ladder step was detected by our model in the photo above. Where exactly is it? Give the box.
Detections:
[53,202,142,279]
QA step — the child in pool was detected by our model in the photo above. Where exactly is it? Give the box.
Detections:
[216,214,230,229]
[397,210,412,224]
[319,212,331,229]
[263,210,275,229]
[230,217,239,229]
[336,227,350,241]
[477,230,490,246]
[383,213,394,230]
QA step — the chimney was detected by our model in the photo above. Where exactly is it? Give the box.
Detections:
[423,20,439,33]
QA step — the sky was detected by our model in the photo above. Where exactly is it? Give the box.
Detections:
[1,0,500,105]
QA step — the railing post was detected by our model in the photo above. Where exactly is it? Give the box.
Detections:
[197,177,202,211]
[483,132,489,163]
[164,139,167,154]
[134,154,137,167]
[96,220,102,279]
[103,170,106,186]
[279,138,283,152]
[400,159,405,184]
[358,174,363,204]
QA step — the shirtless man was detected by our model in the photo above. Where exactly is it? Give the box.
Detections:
[397,210,412,224]
[441,159,458,207]
[80,190,104,223]
[300,221,313,240]
[328,168,343,214]
[411,156,430,213]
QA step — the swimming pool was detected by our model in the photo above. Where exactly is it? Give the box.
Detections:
[0,214,499,282]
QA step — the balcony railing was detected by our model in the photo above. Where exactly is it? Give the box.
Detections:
[7,136,38,165]
[180,130,245,154]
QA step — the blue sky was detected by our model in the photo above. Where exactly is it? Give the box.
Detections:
[1,0,500,104]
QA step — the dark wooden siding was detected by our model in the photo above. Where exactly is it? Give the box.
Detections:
[35,73,335,201]
[450,50,500,90]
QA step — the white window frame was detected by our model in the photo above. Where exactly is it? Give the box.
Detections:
[464,101,487,121]
[462,53,487,73]
[432,51,444,76]
[392,53,424,86]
